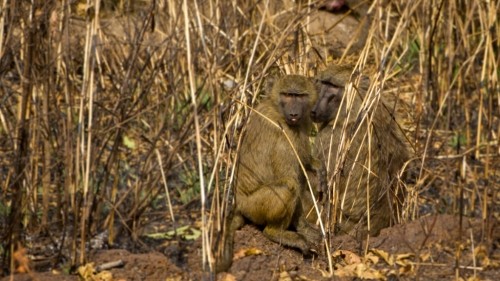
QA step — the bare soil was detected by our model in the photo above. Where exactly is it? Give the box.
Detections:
[2,214,498,281]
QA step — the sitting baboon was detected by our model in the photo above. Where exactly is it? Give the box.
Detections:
[217,75,322,272]
[310,63,411,237]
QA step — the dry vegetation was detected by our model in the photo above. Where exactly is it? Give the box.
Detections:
[0,0,498,279]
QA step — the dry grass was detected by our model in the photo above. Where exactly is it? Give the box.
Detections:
[0,0,498,276]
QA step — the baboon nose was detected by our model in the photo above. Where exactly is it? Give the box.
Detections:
[288,113,300,124]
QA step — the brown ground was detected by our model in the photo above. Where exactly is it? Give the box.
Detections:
[2,214,498,281]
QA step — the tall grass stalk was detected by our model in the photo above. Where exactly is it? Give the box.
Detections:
[182,0,209,271]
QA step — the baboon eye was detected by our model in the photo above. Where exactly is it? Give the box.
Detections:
[322,81,336,87]
[322,82,343,100]
[327,92,336,102]
[282,92,300,97]
[322,81,343,89]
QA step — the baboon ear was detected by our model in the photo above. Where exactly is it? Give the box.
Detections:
[264,75,276,93]
[359,75,370,90]
[351,69,370,90]
[314,79,323,94]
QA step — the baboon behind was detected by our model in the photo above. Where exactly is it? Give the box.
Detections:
[217,75,321,272]
[310,64,411,237]
[317,0,373,56]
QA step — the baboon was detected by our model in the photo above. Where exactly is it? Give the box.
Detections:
[217,75,322,272]
[272,1,374,60]
[310,64,411,237]
[319,0,370,14]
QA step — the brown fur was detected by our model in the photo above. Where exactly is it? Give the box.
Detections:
[310,64,411,237]
[216,75,321,272]
[318,0,373,56]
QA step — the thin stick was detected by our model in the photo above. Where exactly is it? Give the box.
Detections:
[182,0,209,271]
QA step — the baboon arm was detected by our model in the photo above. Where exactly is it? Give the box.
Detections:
[269,139,302,192]
[306,157,327,195]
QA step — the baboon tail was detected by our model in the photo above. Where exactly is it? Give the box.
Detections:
[215,211,244,273]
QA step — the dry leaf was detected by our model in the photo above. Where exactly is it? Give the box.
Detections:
[332,249,361,265]
[278,271,292,281]
[233,247,263,260]
[165,275,182,281]
[78,263,96,281]
[419,250,431,262]
[365,252,380,265]
[93,271,113,281]
[395,253,414,266]
[334,263,357,277]
[371,249,394,266]
[78,263,114,281]
[217,273,236,281]
[474,245,490,267]
[387,269,398,276]
[356,267,385,280]
[13,245,30,273]
[334,263,386,280]
[398,263,415,276]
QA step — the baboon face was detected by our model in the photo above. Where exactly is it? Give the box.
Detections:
[279,92,311,126]
[310,64,367,124]
[310,80,344,123]
[271,75,316,127]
